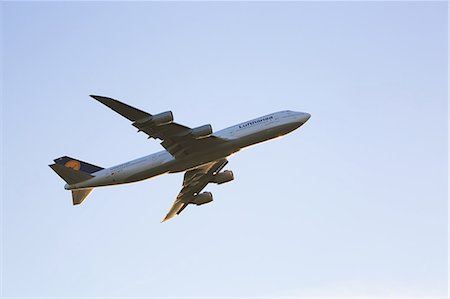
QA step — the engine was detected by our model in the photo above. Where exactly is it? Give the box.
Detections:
[133,111,173,127]
[212,170,234,184]
[191,124,213,139]
[151,111,173,126]
[190,192,213,205]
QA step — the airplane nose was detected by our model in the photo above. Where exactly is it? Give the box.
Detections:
[298,112,311,124]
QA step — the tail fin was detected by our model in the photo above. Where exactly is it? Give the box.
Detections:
[72,188,93,205]
[50,156,101,205]
[53,156,104,174]
[49,164,94,185]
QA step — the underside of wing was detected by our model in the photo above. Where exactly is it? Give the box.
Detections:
[161,159,234,222]
[162,201,188,222]
[91,95,227,158]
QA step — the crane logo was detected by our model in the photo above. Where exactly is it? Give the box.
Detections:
[65,160,81,171]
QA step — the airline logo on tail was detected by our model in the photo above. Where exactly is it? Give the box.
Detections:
[53,156,104,174]
[64,160,81,170]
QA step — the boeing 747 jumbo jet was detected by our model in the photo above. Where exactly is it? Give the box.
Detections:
[49,96,311,222]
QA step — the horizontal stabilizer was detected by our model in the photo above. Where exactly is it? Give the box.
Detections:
[72,188,93,205]
[49,164,93,185]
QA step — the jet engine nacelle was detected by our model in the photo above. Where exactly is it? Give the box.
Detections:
[190,192,213,205]
[134,111,174,127]
[212,170,234,184]
[191,124,213,139]
[150,111,174,126]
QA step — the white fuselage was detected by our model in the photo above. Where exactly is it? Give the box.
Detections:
[66,110,310,190]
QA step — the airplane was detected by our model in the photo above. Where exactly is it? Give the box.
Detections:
[49,95,311,222]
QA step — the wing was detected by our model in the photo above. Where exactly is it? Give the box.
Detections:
[162,159,229,222]
[91,95,227,158]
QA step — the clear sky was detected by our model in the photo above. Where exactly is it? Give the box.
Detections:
[1,1,448,298]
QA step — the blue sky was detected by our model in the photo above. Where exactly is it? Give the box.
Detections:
[2,1,448,298]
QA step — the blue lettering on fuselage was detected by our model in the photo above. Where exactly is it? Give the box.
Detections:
[238,116,273,129]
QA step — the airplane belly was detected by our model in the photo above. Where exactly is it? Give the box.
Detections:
[167,146,238,173]
[122,164,171,183]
